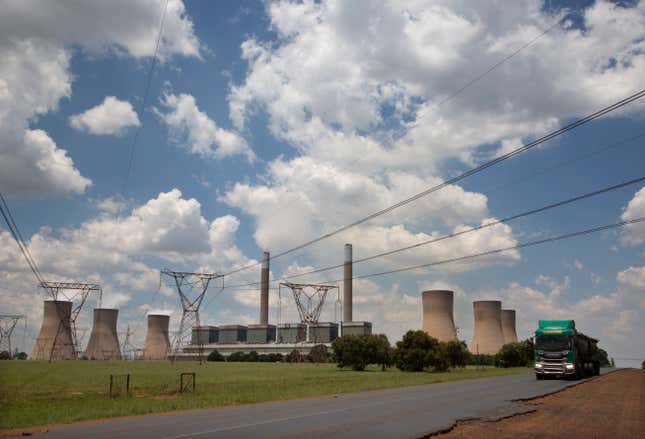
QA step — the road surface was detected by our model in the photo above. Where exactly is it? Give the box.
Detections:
[27,371,608,439]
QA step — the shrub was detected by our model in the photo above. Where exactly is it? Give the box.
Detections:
[15,352,28,360]
[393,330,441,372]
[286,349,304,363]
[246,351,260,362]
[592,347,611,367]
[494,341,533,367]
[0,351,10,360]
[227,351,248,362]
[442,340,469,368]
[207,349,225,362]
[308,344,329,363]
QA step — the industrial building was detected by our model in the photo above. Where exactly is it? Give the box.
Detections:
[84,308,121,360]
[142,314,171,360]
[501,309,518,344]
[470,300,505,355]
[341,321,372,336]
[31,300,76,360]
[247,324,276,343]
[422,290,457,342]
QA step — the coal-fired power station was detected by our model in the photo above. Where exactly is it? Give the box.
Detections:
[470,300,505,355]
[142,314,171,360]
[31,300,75,360]
[84,308,121,360]
[343,243,352,322]
[422,290,457,342]
[260,251,270,325]
[501,309,518,344]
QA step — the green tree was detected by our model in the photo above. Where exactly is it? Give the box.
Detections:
[495,341,533,367]
[206,349,225,362]
[0,351,10,360]
[393,330,441,372]
[308,344,329,363]
[331,334,391,371]
[286,349,303,363]
[592,347,611,367]
[367,334,392,371]
[442,340,469,368]
[246,351,260,362]
[227,351,248,362]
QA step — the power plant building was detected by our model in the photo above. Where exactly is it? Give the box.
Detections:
[192,325,219,345]
[308,322,338,343]
[218,325,247,344]
[422,290,457,342]
[343,244,353,322]
[142,314,171,360]
[470,300,505,355]
[341,321,372,336]
[31,300,76,360]
[247,324,276,343]
[277,323,306,343]
[84,308,122,360]
[501,309,518,344]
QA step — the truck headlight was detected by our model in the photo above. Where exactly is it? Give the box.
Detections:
[535,363,543,368]
[565,364,575,369]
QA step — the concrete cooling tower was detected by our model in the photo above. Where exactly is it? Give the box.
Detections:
[84,308,121,360]
[31,300,76,360]
[142,314,171,360]
[422,290,457,342]
[501,309,518,344]
[470,300,504,355]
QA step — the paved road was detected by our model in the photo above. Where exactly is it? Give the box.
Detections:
[31,371,608,439]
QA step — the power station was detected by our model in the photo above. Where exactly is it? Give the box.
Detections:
[471,300,505,355]
[501,309,518,344]
[142,314,171,360]
[422,290,457,342]
[84,308,122,360]
[32,300,75,360]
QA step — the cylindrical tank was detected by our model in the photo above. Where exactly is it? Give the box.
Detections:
[422,290,457,342]
[343,243,352,322]
[142,314,170,360]
[470,300,504,355]
[31,300,75,360]
[84,308,121,360]
[260,251,270,324]
[501,309,518,344]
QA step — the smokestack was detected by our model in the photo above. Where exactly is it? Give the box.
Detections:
[422,290,457,342]
[84,308,121,360]
[470,300,505,355]
[260,251,270,324]
[31,300,75,360]
[501,309,518,344]
[343,243,352,322]
[142,314,171,360]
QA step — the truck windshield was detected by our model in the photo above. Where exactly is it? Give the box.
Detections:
[536,334,570,350]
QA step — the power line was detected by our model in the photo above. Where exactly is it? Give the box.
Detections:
[223,175,645,288]
[121,0,169,197]
[0,193,45,286]
[224,89,645,278]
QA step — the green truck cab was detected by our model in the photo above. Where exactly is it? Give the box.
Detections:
[534,320,600,380]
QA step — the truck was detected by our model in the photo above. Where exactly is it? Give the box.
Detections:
[534,320,600,380]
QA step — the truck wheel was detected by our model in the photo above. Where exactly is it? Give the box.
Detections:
[535,373,543,380]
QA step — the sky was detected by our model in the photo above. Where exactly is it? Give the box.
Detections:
[0,0,643,366]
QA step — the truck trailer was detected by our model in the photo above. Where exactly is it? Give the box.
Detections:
[534,320,600,379]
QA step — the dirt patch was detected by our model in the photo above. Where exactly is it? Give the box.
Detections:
[432,369,644,439]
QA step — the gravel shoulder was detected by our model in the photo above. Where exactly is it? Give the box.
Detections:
[433,368,644,439]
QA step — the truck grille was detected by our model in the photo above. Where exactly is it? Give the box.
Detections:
[540,356,566,373]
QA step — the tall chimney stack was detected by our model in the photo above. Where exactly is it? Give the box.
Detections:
[343,243,353,322]
[260,251,270,324]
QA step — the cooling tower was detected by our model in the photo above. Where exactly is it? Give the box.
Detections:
[84,308,121,360]
[31,300,75,360]
[501,309,518,344]
[260,251,269,324]
[470,300,505,355]
[422,290,457,342]
[343,243,353,322]
[142,314,170,360]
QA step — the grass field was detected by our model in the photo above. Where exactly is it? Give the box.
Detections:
[0,361,529,430]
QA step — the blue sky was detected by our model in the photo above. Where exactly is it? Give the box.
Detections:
[0,0,643,365]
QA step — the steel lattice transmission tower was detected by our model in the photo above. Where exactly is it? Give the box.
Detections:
[38,281,102,360]
[0,314,24,358]
[280,282,338,325]
[161,269,223,363]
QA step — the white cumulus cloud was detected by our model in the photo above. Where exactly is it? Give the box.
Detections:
[70,96,140,136]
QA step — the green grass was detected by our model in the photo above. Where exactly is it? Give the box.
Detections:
[0,361,529,430]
